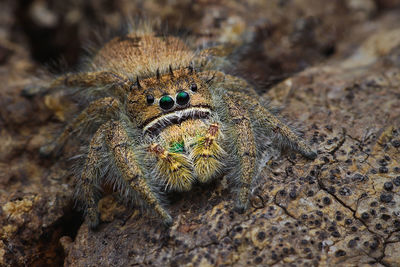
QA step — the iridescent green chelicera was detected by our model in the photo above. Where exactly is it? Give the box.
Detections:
[169,141,185,153]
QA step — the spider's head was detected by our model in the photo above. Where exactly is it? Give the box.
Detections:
[127,68,214,135]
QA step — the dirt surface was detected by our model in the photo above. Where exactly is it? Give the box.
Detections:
[1,1,400,266]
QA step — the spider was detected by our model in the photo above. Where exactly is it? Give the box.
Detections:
[26,26,317,229]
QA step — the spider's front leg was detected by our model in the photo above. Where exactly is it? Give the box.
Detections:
[220,89,316,212]
[105,122,173,226]
[78,120,173,229]
[222,95,258,212]
[76,123,109,229]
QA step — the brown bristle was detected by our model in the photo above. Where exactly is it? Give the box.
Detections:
[188,64,194,74]
[156,68,160,79]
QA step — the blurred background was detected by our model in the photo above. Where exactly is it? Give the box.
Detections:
[2,0,399,90]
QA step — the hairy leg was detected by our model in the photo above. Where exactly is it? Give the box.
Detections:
[251,104,317,160]
[190,123,225,183]
[226,90,317,160]
[40,97,122,156]
[76,123,109,229]
[223,95,258,212]
[22,71,131,97]
[106,121,172,226]
[148,143,194,191]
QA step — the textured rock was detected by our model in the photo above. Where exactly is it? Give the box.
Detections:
[1,0,400,266]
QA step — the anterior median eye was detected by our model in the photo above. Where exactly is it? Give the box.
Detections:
[159,95,174,110]
[176,91,190,106]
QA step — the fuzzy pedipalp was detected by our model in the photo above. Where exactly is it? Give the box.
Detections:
[190,123,225,183]
[148,143,194,191]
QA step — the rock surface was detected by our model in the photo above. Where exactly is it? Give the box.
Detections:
[1,1,400,266]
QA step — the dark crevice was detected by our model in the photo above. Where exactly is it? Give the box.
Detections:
[29,202,84,267]
[375,228,400,267]
[273,193,297,221]
[14,0,81,70]
[58,204,85,240]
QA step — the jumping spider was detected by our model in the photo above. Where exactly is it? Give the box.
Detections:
[27,26,316,229]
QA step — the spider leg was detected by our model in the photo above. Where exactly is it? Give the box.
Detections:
[223,95,258,212]
[225,90,317,160]
[106,121,173,226]
[252,104,317,160]
[22,71,131,97]
[190,123,225,183]
[40,97,122,157]
[76,123,109,229]
[148,143,194,191]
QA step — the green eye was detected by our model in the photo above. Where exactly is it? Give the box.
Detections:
[176,91,190,106]
[159,95,174,110]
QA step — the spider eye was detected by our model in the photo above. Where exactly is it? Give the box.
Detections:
[146,95,155,105]
[159,95,174,110]
[176,91,190,106]
[190,83,197,92]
